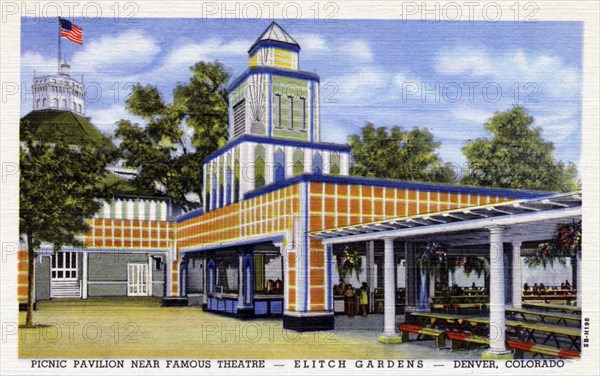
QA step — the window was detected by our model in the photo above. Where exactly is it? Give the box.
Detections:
[330,152,340,176]
[254,145,266,188]
[300,97,306,131]
[312,152,322,175]
[225,167,233,205]
[274,93,282,128]
[274,148,286,182]
[293,148,304,175]
[288,95,294,129]
[234,158,240,203]
[233,100,246,137]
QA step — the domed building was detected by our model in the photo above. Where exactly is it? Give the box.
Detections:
[19,60,173,305]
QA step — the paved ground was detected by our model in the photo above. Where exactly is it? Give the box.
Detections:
[19,298,484,359]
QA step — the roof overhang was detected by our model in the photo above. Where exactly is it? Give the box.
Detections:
[311,192,582,245]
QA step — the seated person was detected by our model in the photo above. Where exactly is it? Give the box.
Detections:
[266,279,275,293]
[333,280,346,297]
[274,279,283,293]
[523,283,530,291]
[564,280,571,290]
[539,283,546,292]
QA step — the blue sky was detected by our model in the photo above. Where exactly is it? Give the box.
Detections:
[21,18,582,171]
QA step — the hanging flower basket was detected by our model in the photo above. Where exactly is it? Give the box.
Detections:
[336,246,363,282]
[416,242,447,278]
[525,220,582,268]
[419,243,490,278]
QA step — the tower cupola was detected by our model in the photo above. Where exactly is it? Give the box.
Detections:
[32,60,85,115]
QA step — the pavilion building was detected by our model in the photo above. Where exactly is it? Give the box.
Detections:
[18,23,582,358]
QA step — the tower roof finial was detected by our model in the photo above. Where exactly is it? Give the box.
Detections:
[248,22,299,53]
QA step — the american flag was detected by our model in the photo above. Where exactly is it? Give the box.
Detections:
[59,18,83,45]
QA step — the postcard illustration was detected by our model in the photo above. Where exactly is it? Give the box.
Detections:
[2,1,599,375]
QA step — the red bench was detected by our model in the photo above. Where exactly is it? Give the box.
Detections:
[397,323,445,349]
[444,332,580,359]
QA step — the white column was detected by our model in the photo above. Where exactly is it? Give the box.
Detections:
[81,251,88,299]
[265,144,274,184]
[380,237,398,340]
[148,255,153,297]
[322,151,331,174]
[166,247,173,297]
[576,253,582,307]
[486,226,511,357]
[512,241,522,308]
[304,148,312,174]
[340,152,350,175]
[367,241,375,313]
[285,147,294,177]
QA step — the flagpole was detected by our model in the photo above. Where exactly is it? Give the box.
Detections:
[57,17,61,74]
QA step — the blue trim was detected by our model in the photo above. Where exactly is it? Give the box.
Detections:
[204,134,350,163]
[243,252,254,305]
[229,67,319,93]
[326,244,333,311]
[181,235,285,254]
[175,208,204,223]
[249,39,300,56]
[244,173,550,201]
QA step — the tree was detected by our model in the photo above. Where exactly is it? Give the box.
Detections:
[19,128,115,327]
[461,106,579,192]
[349,122,456,183]
[115,61,230,210]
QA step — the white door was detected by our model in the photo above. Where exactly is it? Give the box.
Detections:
[127,263,150,296]
[51,252,81,298]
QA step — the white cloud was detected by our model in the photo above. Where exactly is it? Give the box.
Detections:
[86,103,142,136]
[71,30,160,73]
[435,47,580,99]
[450,107,493,124]
[436,48,493,76]
[155,38,251,75]
[295,34,327,51]
[339,40,374,62]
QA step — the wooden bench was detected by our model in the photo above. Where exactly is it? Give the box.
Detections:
[430,303,488,312]
[506,339,580,359]
[507,307,581,327]
[446,333,581,359]
[397,323,445,349]
[446,332,490,351]
[522,303,581,315]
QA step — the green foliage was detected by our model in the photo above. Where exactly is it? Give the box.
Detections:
[116,61,230,210]
[336,246,363,282]
[19,127,116,326]
[349,123,456,183]
[461,106,579,192]
[525,220,582,268]
[418,243,490,279]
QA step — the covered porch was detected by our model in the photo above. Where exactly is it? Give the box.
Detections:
[181,238,285,318]
[313,192,582,358]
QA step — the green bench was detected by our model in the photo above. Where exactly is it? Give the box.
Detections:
[397,323,445,349]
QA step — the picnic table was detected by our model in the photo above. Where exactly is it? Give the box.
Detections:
[522,302,581,314]
[410,312,489,336]
[507,307,581,327]
[430,295,489,305]
[522,293,576,304]
[506,319,581,351]
[410,312,581,350]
